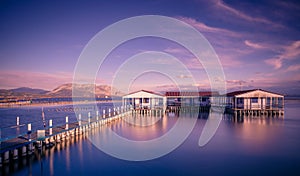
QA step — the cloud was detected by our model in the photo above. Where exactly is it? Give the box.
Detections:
[178,16,240,37]
[264,40,300,69]
[155,84,178,92]
[0,70,73,90]
[284,40,300,58]
[183,57,204,69]
[226,80,247,85]
[243,40,300,70]
[244,40,266,49]
[177,74,192,79]
[286,64,300,72]
[164,47,192,56]
[175,17,245,68]
[275,1,300,11]
[214,0,283,29]
[264,58,283,70]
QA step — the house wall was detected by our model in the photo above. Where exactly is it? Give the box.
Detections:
[123,91,164,109]
[236,90,283,110]
[166,96,211,106]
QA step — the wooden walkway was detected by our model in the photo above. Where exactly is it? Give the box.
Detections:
[0,110,133,166]
[0,121,80,153]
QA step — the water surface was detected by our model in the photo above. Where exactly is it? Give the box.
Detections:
[1,100,300,175]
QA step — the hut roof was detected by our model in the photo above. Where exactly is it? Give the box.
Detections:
[123,90,164,98]
[165,91,218,97]
[226,89,284,97]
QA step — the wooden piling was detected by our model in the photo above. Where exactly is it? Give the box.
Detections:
[4,151,9,163]
[13,149,18,160]
[21,146,27,156]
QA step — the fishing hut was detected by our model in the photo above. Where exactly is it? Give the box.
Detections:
[211,89,284,116]
[122,90,165,114]
[165,91,218,112]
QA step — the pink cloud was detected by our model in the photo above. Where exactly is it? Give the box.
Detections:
[183,57,204,69]
[167,18,245,68]
[284,40,300,58]
[0,70,73,90]
[178,16,240,38]
[264,58,283,70]
[286,64,300,72]
[177,74,192,79]
[226,80,247,85]
[0,70,107,90]
[214,0,284,29]
[244,40,266,49]
[264,40,300,69]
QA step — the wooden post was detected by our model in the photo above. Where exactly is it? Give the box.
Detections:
[56,134,61,143]
[13,149,18,160]
[27,123,32,141]
[79,114,82,126]
[49,119,53,135]
[4,151,9,163]
[28,143,34,155]
[96,111,99,121]
[17,116,20,126]
[22,145,27,156]
[65,116,69,130]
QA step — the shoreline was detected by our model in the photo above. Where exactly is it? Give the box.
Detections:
[0,100,122,109]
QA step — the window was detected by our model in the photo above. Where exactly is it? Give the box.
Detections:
[143,98,149,103]
[237,98,244,104]
[251,98,258,103]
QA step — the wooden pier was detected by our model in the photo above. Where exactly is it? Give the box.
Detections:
[228,109,284,116]
[0,107,132,167]
[166,105,210,113]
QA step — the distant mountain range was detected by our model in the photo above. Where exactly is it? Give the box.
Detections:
[0,83,122,100]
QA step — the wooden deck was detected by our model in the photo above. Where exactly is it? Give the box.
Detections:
[0,121,80,153]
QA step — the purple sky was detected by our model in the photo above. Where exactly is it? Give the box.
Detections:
[0,0,299,95]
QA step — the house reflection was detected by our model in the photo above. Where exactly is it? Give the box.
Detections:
[1,111,285,175]
[223,113,284,124]
[222,113,285,154]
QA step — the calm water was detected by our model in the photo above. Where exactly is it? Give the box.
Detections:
[1,100,300,175]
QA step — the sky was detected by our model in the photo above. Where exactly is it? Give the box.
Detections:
[0,0,299,95]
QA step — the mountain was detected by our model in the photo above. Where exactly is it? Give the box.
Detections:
[0,83,122,100]
[46,83,122,98]
[0,87,49,99]
[11,87,49,94]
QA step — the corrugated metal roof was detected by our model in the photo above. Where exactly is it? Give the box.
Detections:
[165,91,218,97]
[124,90,164,97]
[226,89,284,97]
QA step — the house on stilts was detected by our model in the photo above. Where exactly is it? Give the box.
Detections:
[122,89,284,116]
[210,89,284,116]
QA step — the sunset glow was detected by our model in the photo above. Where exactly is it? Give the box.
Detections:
[0,0,299,95]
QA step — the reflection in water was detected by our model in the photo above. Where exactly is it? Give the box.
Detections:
[65,139,70,172]
[89,111,199,161]
[1,132,90,176]
[222,113,285,154]
[110,114,176,141]
[199,111,223,147]
[1,110,296,175]
[49,146,54,176]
